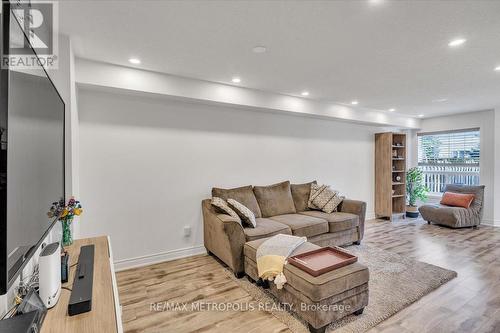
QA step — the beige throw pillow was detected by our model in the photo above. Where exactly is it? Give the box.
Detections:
[308,183,327,209]
[211,197,241,224]
[311,186,344,213]
[227,199,257,228]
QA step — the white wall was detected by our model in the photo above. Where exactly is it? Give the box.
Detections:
[495,108,500,224]
[410,110,496,224]
[78,87,382,269]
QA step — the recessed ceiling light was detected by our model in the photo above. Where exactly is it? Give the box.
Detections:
[432,98,448,103]
[252,46,267,53]
[128,58,141,64]
[368,0,384,4]
[301,91,309,96]
[351,100,359,105]
[448,38,466,47]
[495,66,500,71]
[388,108,396,112]
[231,77,241,83]
[418,114,424,118]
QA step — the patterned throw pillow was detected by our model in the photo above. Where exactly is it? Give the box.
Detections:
[308,183,327,209]
[311,185,345,213]
[211,197,241,224]
[227,199,256,228]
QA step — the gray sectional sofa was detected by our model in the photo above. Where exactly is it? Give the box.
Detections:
[202,181,366,276]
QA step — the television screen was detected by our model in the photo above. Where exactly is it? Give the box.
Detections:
[0,5,65,293]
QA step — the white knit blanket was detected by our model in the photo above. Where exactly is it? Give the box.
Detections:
[256,234,306,289]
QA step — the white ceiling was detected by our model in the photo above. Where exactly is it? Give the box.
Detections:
[59,0,500,118]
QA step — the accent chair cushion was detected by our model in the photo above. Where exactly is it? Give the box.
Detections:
[443,184,485,213]
[227,199,256,228]
[253,181,297,218]
[299,211,359,233]
[440,191,475,208]
[211,197,241,224]
[212,185,262,217]
[243,218,292,241]
[290,181,317,212]
[269,214,328,238]
[419,204,466,227]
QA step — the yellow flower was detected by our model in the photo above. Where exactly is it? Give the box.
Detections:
[61,209,69,218]
[74,208,83,216]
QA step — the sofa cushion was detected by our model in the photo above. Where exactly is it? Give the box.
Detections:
[269,214,328,238]
[243,218,292,241]
[212,185,262,218]
[290,181,317,212]
[299,211,359,233]
[227,199,256,228]
[253,181,296,218]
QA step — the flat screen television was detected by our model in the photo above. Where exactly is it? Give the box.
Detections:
[0,3,65,294]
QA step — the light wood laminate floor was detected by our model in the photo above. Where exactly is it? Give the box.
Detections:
[116,219,500,333]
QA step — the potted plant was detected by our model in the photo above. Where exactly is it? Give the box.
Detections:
[406,167,428,218]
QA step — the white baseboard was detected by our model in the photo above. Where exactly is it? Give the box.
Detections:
[481,219,500,227]
[114,245,206,272]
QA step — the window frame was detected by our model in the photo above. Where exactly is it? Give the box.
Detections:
[417,127,481,194]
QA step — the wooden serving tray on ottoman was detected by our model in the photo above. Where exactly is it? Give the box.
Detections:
[288,246,357,277]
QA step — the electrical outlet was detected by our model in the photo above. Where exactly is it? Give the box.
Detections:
[183,226,191,237]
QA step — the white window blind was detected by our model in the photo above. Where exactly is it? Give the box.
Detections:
[417,128,480,193]
[418,129,480,166]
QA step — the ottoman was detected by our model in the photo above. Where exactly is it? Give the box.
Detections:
[244,238,369,333]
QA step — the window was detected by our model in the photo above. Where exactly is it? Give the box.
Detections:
[417,128,480,193]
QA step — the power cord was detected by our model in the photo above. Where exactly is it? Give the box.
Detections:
[2,266,39,319]
[17,265,39,298]
[1,303,19,319]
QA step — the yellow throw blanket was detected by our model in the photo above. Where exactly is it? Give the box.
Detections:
[256,234,306,289]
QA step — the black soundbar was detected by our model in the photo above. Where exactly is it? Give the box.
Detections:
[68,245,94,316]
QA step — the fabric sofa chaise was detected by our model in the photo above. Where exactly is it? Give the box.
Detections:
[419,184,485,228]
[202,181,366,276]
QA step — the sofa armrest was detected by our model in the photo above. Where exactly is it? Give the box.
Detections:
[202,199,246,273]
[217,214,245,240]
[217,213,241,224]
[338,199,367,240]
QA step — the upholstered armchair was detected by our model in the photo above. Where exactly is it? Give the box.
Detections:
[419,184,485,228]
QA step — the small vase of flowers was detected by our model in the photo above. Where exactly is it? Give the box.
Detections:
[48,197,83,247]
